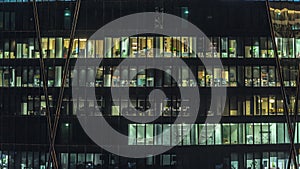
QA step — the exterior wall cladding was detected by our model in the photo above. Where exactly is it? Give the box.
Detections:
[1,0,300,169]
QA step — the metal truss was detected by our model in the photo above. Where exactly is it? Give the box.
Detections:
[266,0,298,168]
[32,0,81,168]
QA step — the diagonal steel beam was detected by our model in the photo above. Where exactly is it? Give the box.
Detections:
[288,62,300,168]
[46,0,81,168]
[32,0,59,169]
[288,11,300,169]
[265,0,298,168]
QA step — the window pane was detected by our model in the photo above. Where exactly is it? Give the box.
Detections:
[137,124,145,145]
[246,123,253,144]
[128,124,136,145]
[277,123,284,144]
[245,66,252,87]
[229,38,237,58]
[221,37,228,58]
[222,124,230,144]
[146,124,153,145]
[231,124,238,144]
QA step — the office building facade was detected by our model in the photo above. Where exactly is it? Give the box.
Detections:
[0,0,300,168]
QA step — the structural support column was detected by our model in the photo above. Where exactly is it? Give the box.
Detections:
[32,0,81,168]
[266,0,298,168]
